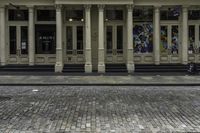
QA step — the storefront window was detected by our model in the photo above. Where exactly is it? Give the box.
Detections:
[160,26,168,53]
[37,10,56,21]
[133,7,153,53]
[105,10,123,21]
[66,26,73,54]
[35,25,56,54]
[106,26,113,54]
[171,26,179,54]
[133,24,153,53]
[77,26,83,54]
[189,10,200,20]
[117,26,123,53]
[8,9,28,21]
[21,26,28,55]
[133,8,153,22]
[188,26,195,54]
[160,9,179,20]
[9,26,17,54]
[66,10,84,21]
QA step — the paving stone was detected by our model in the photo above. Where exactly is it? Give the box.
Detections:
[0,86,199,132]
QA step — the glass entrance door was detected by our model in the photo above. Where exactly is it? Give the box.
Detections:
[188,24,200,63]
[160,24,180,63]
[64,25,84,64]
[9,26,28,64]
[105,25,124,63]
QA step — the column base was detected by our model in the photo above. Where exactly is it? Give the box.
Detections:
[182,61,188,65]
[127,63,135,73]
[155,61,160,65]
[55,63,63,73]
[85,64,92,73]
[29,62,34,66]
[1,62,6,66]
[98,64,105,73]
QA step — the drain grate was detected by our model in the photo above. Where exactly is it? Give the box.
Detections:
[0,96,11,101]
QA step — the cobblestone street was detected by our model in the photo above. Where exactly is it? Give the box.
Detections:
[0,86,200,133]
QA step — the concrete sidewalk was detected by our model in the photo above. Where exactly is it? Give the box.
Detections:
[0,75,200,85]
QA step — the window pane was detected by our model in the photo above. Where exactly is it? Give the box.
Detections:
[189,10,200,20]
[117,26,123,53]
[106,26,113,54]
[133,8,153,22]
[133,24,153,53]
[35,25,56,54]
[9,26,17,54]
[66,10,84,21]
[37,10,56,21]
[66,26,73,54]
[77,26,83,54]
[188,26,195,54]
[160,10,179,20]
[21,26,28,55]
[9,10,28,21]
[160,26,168,53]
[171,26,179,54]
[106,10,123,21]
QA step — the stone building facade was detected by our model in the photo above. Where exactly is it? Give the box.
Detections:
[0,0,200,73]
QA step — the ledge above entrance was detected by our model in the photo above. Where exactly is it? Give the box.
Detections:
[55,0,133,5]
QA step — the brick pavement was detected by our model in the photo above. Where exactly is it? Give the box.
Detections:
[0,86,200,133]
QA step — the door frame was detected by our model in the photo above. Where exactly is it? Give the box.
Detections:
[188,20,200,63]
[104,22,125,64]
[160,21,181,64]
[7,22,29,64]
[63,22,85,64]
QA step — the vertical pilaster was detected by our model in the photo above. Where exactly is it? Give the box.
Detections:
[55,5,63,72]
[98,5,105,73]
[182,6,188,64]
[0,6,6,66]
[126,5,134,73]
[28,6,35,66]
[84,5,92,73]
[154,6,161,65]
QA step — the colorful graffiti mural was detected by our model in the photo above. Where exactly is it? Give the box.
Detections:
[133,23,153,53]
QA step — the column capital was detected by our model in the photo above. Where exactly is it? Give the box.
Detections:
[154,5,162,9]
[98,5,105,11]
[126,4,134,11]
[0,5,5,8]
[182,5,189,12]
[0,5,5,12]
[27,5,34,9]
[55,4,62,11]
[84,5,91,10]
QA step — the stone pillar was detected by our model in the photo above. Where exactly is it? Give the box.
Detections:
[126,5,134,73]
[84,5,92,73]
[98,5,105,73]
[154,6,161,65]
[182,6,188,64]
[0,6,6,66]
[55,5,63,72]
[28,6,35,66]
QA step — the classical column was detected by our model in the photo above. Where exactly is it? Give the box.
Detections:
[28,6,35,66]
[153,6,161,65]
[98,5,105,73]
[84,5,92,73]
[55,5,63,72]
[182,6,188,64]
[126,5,134,73]
[0,6,6,66]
